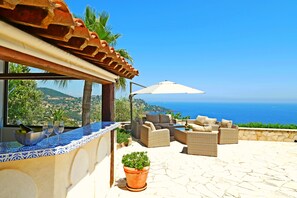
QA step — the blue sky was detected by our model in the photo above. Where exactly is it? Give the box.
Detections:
[49,0,297,102]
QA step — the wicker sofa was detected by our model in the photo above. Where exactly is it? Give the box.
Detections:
[187,131,218,157]
[146,114,174,128]
[145,114,178,136]
[140,121,170,148]
[218,119,239,144]
[174,126,218,157]
[187,115,220,132]
[132,114,175,139]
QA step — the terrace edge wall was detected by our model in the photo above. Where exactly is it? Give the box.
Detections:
[239,127,297,142]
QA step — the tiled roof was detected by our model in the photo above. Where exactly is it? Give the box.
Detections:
[0,0,138,79]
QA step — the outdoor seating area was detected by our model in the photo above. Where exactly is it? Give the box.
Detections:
[137,114,239,157]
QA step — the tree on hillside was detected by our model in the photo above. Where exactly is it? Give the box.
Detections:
[8,63,45,125]
[115,98,144,122]
[82,6,134,125]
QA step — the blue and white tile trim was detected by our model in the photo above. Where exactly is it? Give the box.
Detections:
[0,122,120,163]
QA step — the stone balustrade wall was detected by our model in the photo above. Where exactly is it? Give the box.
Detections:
[239,127,297,142]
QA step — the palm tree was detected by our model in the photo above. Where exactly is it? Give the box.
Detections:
[82,6,133,125]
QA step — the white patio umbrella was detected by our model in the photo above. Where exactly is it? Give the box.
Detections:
[131,80,204,95]
[129,80,205,138]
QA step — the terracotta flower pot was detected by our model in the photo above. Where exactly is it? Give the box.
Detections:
[123,166,149,190]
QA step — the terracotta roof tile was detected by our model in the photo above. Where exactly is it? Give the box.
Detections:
[0,0,138,79]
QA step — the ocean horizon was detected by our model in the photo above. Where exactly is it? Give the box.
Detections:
[148,102,297,124]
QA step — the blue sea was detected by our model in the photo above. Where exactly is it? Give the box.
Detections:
[148,102,297,124]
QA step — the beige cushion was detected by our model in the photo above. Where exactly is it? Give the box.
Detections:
[146,114,159,123]
[205,118,217,125]
[194,115,207,125]
[159,114,170,123]
[166,114,172,121]
[144,121,156,131]
[204,125,212,132]
[191,124,212,132]
[191,125,205,131]
[221,119,232,128]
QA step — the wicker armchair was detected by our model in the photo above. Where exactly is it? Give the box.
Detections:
[140,124,170,148]
[187,131,218,157]
[218,125,239,144]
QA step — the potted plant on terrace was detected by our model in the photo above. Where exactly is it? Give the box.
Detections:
[116,128,132,149]
[122,151,150,191]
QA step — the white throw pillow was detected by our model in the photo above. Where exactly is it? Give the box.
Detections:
[221,119,232,128]
[205,118,217,125]
[194,115,207,125]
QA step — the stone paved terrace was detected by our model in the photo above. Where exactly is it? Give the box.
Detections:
[107,140,297,198]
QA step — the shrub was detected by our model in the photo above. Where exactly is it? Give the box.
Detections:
[237,122,297,129]
[116,128,131,144]
[166,111,190,120]
[122,151,150,170]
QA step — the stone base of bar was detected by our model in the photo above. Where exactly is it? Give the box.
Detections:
[0,121,119,198]
[0,133,111,198]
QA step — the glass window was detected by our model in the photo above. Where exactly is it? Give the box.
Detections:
[6,63,102,127]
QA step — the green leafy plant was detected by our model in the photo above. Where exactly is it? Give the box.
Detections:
[185,124,192,130]
[166,111,184,119]
[53,109,65,121]
[122,151,150,170]
[117,128,131,144]
[237,122,297,129]
[168,112,190,120]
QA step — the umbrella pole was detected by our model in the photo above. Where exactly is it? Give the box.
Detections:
[129,82,133,132]
[129,81,146,138]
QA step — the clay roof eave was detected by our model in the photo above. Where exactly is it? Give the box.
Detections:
[0,0,139,79]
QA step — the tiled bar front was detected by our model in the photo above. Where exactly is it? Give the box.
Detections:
[0,122,119,198]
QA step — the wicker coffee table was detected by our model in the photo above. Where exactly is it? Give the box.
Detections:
[173,127,191,144]
[161,124,184,136]
[173,127,218,157]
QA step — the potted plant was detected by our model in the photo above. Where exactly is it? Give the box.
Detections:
[122,151,150,191]
[116,128,132,149]
[185,124,192,131]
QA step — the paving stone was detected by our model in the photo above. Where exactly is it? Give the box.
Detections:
[252,181,278,191]
[227,186,260,197]
[190,175,210,184]
[238,181,259,191]
[173,175,190,185]
[242,174,263,182]
[194,184,219,198]
[205,182,225,197]
[265,179,287,187]
[283,181,297,191]
[279,188,297,197]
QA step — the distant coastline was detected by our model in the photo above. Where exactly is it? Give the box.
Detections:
[149,102,297,124]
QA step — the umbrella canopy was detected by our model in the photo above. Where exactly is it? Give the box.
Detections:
[131,81,205,95]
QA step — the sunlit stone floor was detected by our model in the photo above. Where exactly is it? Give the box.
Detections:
[107,140,297,198]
